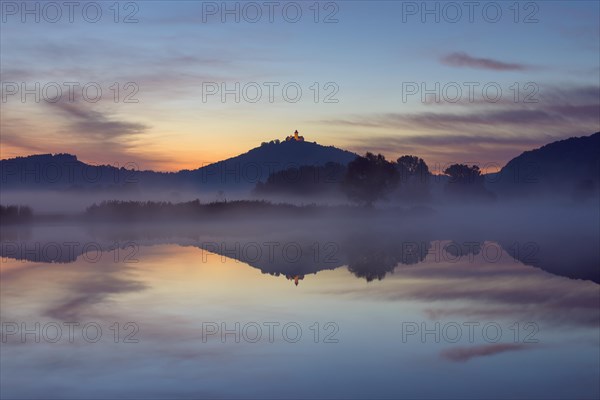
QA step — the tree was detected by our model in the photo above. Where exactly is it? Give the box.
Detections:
[396,155,431,203]
[444,164,483,184]
[254,162,345,197]
[397,155,430,178]
[0,204,33,224]
[342,153,399,206]
[443,164,495,201]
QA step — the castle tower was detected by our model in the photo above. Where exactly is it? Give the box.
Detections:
[285,130,305,142]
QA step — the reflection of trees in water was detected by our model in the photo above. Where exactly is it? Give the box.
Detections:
[347,249,399,282]
[444,241,482,258]
[198,234,435,283]
[1,225,598,284]
[344,236,432,282]
[0,205,33,224]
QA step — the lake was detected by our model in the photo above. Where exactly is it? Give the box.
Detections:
[1,212,599,399]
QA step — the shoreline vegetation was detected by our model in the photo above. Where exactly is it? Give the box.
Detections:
[0,199,439,225]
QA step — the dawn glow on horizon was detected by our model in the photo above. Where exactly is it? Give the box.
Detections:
[1,1,598,171]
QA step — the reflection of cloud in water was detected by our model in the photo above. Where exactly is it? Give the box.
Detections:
[321,247,600,328]
[1,255,147,323]
[44,275,147,321]
[441,343,534,362]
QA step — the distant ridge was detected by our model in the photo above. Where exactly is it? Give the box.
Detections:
[0,138,358,192]
[2,132,599,199]
[493,132,600,200]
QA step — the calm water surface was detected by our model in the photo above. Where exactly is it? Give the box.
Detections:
[1,223,599,399]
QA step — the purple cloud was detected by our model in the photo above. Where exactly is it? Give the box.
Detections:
[50,101,148,140]
[441,52,531,71]
[441,343,533,362]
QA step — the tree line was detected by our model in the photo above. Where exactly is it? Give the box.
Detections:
[255,153,495,205]
[0,205,33,224]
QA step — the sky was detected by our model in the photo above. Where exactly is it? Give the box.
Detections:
[1,0,599,171]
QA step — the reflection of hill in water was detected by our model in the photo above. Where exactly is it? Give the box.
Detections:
[498,236,599,283]
[193,232,434,283]
[1,221,598,283]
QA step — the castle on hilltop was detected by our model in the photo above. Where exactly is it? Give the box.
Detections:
[285,130,305,142]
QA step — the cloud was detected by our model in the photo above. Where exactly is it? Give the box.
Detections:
[440,343,533,362]
[323,102,599,133]
[318,84,600,165]
[0,93,176,168]
[389,109,562,127]
[339,132,559,170]
[0,118,46,155]
[322,85,600,130]
[333,126,568,167]
[441,52,532,71]
[50,101,148,141]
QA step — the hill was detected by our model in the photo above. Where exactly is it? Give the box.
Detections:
[0,140,358,193]
[184,139,357,190]
[491,132,600,200]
